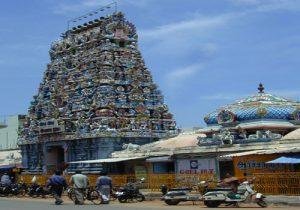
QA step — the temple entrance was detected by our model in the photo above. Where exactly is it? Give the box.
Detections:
[219,160,234,179]
[46,146,65,172]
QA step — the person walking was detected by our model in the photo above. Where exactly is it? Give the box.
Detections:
[69,170,89,205]
[46,170,67,205]
[96,171,112,204]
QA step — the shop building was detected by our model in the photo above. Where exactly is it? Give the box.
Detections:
[0,115,25,178]
[0,115,26,150]
[73,85,300,180]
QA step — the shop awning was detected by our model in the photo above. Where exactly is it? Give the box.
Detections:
[146,156,172,162]
[266,156,300,164]
[220,147,300,158]
[0,150,22,167]
[68,156,144,164]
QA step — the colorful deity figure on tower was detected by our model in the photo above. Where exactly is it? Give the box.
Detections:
[18,11,177,172]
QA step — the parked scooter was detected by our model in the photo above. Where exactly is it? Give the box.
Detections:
[116,178,145,203]
[203,181,268,208]
[161,181,208,205]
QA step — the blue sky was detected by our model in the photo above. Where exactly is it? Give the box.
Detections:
[0,0,300,128]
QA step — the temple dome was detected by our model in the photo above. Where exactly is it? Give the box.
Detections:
[204,84,300,126]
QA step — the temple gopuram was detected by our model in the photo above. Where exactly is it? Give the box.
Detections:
[198,84,300,145]
[18,12,177,172]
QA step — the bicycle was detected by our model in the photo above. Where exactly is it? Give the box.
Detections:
[67,186,102,205]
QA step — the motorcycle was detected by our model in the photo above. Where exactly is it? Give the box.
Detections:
[27,183,51,198]
[203,181,268,208]
[161,181,208,205]
[110,187,118,201]
[10,182,28,197]
[0,183,12,197]
[116,178,145,203]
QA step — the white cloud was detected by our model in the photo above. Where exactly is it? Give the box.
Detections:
[256,0,300,12]
[139,0,300,44]
[229,0,300,12]
[199,89,300,102]
[271,90,300,101]
[166,64,203,86]
[230,0,264,5]
[53,0,113,14]
[200,43,218,56]
[199,93,245,101]
[139,12,241,41]
[124,0,154,8]
[3,42,48,52]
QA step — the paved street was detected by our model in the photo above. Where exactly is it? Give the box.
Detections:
[0,197,297,210]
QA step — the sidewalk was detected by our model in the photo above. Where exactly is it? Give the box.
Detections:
[140,190,300,206]
[266,195,300,207]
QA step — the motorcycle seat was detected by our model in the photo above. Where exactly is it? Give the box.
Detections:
[166,191,186,196]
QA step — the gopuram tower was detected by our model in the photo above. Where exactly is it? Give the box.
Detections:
[19,11,177,172]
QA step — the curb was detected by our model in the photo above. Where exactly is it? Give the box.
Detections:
[143,193,300,206]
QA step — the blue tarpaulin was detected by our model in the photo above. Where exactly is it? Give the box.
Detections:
[266,156,300,164]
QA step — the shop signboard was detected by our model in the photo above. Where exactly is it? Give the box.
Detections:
[232,154,287,177]
[177,158,216,174]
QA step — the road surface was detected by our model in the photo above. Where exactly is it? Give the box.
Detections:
[0,197,295,210]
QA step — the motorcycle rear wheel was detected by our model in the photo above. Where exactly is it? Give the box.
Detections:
[118,196,127,203]
[67,188,75,201]
[28,192,38,198]
[164,199,180,205]
[136,194,145,202]
[257,199,268,208]
[204,200,221,208]
[110,194,117,201]
[17,189,26,197]
[90,190,102,205]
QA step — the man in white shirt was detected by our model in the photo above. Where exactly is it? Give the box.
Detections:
[69,170,89,205]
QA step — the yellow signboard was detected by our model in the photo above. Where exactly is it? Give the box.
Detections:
[232,154,292,178]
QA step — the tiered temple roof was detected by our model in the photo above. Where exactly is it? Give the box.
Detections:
[198,84,300,146]
[203,84,300,131]
[19,12,177,145]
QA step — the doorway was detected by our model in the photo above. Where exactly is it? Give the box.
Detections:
[219,160,234,179]
[46,146,65,172]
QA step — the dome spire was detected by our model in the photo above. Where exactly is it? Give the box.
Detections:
[258,83,264,93]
